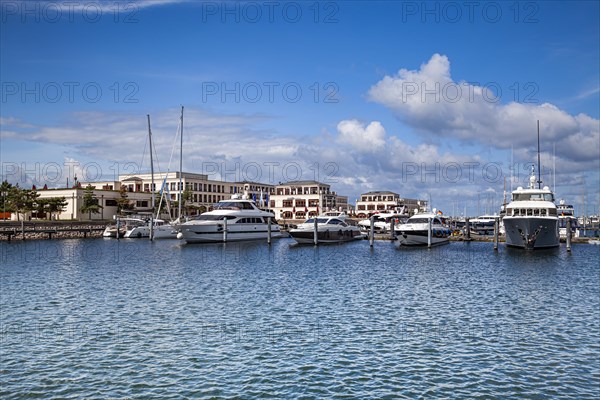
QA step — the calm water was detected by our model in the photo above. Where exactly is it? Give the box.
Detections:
[1,238,599,399]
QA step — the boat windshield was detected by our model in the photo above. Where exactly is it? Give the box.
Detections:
[193,215,231,221]
[408,218,430,224]
[305,218,329,224]
[512,193,554,202]
[213,201,255,210]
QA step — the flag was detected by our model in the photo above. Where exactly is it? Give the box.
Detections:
[252,193,257,202]
[260,189,263,207]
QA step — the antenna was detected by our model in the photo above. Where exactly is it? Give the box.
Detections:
[537,120,542,189]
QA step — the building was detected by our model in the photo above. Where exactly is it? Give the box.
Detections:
[269,180,349,221]
[84,172,276,217]
[354,191,426,218]
[33,187,153,221]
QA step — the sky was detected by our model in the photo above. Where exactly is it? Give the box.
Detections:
[1,0,599,216]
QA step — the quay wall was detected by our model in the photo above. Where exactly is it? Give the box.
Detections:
[0,221,108,241]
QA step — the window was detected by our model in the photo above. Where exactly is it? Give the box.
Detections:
[105,199,117,207]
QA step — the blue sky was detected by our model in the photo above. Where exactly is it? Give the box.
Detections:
[1,0,599,216]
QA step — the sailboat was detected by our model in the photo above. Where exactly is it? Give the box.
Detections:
[153,106,185,239]
[502,122,559,249]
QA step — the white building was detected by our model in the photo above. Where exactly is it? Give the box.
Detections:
[269,180,349,221]
[84,172,276,217]
[355,191,426,218]
[33,187,153,221]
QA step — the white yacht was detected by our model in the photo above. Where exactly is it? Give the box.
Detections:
[470,215,499,235]
[289,212,365,244]
[503,167,559,249]
[123,219,177,239]
[358,213,407,233]
[176,197,283,243]
[103,217,146,238]
[557,200,579,239]
[394,212,451,247]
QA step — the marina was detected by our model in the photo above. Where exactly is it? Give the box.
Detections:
[1,238,598,398]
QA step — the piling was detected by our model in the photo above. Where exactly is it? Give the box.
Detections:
[116,217,120,240]
[267,217,272,245]
[566,218,572,252]
[390,218,396,240]
[465,217,471,240]
[21,220,25,241]
[223,218,228,242]
[369,216,375,247]
[427,217,432,248]
[313,216,318,245]
[493,217,499,251]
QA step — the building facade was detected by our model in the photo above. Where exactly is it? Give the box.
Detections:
[85,172,276,217]
[269,180,349,221]
[355,191,427,218]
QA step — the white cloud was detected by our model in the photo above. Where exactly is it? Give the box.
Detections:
[368,54,600,164]
[336,120,386,152]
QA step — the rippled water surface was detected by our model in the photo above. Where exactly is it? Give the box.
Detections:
[1,238,599,398]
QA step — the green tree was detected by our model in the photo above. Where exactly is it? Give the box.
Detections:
[0,181,14,214]
[80,185,103,220]
[8,186,38,221]
[35,197,50,219]
[48,197,68,220]
[116,186,133,215]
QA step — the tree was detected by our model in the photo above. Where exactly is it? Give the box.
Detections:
[7,186,38,221]
[35,197,50,219]
[182,188,194,216]
[48,197,68,220]
[116,186,133,215]
[1,181,14,214]
[80,185,103,220]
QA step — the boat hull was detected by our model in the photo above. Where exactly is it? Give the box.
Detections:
[289,228,365,244]
[396,230,450,247]
[178,225,284,243]
[503,216,559,249]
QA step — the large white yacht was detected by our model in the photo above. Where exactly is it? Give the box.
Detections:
[289,212,365,244]
[176,197,284,243]
[394,211,451,247]
[503,167,559,249]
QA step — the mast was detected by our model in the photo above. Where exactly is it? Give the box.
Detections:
[178,106,184,221]
[537,120,542,189]
[148,114,155,241]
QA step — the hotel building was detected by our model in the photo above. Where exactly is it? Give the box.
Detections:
[354,191,426,218]
[269,180,349,221]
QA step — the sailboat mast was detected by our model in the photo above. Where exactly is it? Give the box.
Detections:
[537,120,542,189]
[178,106,184,220]
[148,114,155,241]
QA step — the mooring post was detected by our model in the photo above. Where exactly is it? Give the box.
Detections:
[369,216,375,247]
[465,217,471,240]
[223,218,228,242]
[313,216,318,245]
[21,220,25,241]
[427,217,432,248]
[493,217,499,251]
[566,217,572,252]
[267,217,272,245]
[390,218,396,240]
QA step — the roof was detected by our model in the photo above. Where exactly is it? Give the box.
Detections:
[361,191,399,196]
[280,180,330,187]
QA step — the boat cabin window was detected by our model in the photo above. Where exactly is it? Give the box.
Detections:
[328,219,347,226]
[548,209,557,216]
[194,215,230,221]
[214,201,255,210]
[236,217,265,224]
[306,218,329,224]
[512,193,555,202]
[409,218,430,224]
[541,209,547,216]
